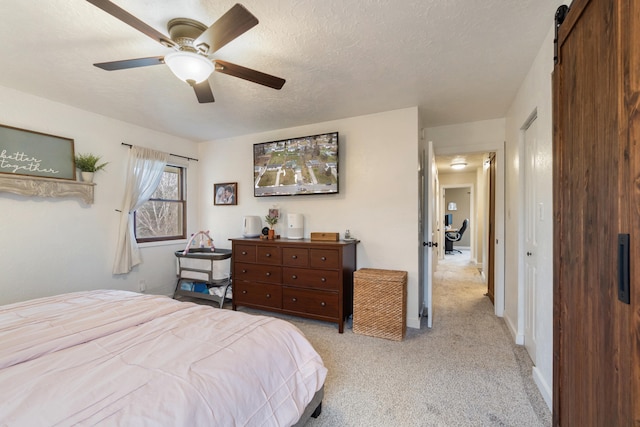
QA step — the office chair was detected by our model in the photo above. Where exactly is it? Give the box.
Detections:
[445,219,468,254]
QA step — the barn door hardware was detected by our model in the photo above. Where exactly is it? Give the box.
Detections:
[554,5,570,65]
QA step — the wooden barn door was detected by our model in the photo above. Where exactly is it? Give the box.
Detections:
[553,0,640,425]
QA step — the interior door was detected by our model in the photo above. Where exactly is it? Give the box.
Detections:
[553,0,638,424]
[427,142,438,328]
[524,116,538,364]
[421,140,436,328]
[486,153,496,303]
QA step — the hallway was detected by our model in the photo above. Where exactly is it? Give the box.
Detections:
[428,248,551,425]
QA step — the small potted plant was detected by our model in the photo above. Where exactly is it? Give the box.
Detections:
[74,153,108,183]
[264,210,279,239]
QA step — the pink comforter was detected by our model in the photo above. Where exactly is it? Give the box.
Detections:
[0,290,327,426]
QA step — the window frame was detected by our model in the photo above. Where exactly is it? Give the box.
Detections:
[134,164,187,243]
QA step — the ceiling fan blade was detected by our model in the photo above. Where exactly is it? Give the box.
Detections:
[86,0,175,47]
[214,60,285,90]
[94,56,165,71]
[194,4,258,54]
[193,80,215,103]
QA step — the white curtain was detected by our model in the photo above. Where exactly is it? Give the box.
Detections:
[113,146,169,274]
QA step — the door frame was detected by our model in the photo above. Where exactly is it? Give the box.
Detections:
[440,184,475,260]
[435,143,505,317]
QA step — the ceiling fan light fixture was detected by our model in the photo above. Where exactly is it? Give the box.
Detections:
[164,51,214,84]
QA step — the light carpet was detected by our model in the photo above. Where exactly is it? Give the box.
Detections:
[186,250,551,426]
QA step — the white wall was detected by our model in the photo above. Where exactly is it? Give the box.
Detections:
[0,85,199,304]
[428,119,506,150]
[504,25,557,409]
[0,88,421,328]
[198,107,422,328]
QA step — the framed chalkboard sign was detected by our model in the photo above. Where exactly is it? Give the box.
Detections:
[0,124,76,180]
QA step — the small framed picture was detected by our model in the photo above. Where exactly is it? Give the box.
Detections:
[214,182,237,205]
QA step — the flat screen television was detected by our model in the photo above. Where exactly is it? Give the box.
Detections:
[253,131,339,197]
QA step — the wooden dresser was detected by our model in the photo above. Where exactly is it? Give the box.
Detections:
[230,238,358,333]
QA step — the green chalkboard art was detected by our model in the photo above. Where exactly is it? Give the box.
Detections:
[0,124,76,180]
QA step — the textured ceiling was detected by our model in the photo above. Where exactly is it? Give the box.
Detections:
[436,152,488,175]
[0,1,565,142]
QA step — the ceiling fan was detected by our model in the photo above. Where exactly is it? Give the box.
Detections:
[86,0,286,103]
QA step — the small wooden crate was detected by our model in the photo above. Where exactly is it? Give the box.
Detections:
[353,268,407,341]
[310,232,339,241]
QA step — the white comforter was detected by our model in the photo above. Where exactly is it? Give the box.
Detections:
[0,290,326,426]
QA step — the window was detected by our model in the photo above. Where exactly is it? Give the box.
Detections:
[135,165,186,243]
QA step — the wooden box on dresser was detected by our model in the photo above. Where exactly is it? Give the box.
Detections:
[230,238,358,333]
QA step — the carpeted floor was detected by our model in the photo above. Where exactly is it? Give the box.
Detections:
[183,250,551,426]
[288,250,549,426]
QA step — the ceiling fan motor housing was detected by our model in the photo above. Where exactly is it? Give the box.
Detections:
[167,18,209,53]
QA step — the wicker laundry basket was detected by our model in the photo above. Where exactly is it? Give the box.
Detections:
[353,268,407,341]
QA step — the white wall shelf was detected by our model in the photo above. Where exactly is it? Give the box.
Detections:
[0,174,95,204]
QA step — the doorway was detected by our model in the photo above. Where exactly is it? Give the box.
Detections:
[442,185,473,257]
[432,147,504,317]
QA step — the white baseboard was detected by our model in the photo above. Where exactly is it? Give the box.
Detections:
[532,366,552,410]
[504,313,524,345]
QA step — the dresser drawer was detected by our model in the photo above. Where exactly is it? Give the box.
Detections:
[234,281,281,309]
[283,267,340,290]
[257,246,282,264]
[310,249,340,269]
[283,287,339,318]
[282,247,309,267]
[234,244,257,262]
[234,262,282,284]
[231,237,358,334]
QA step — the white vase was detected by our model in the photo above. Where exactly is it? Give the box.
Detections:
[81,171,94,183]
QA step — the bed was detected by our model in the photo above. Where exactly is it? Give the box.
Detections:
[0,290,327,426]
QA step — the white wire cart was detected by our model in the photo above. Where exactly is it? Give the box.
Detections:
[173,248,232,308]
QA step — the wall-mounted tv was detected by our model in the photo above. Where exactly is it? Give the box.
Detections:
[253,131,339,197]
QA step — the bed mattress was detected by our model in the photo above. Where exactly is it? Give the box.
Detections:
[0,290,327,426]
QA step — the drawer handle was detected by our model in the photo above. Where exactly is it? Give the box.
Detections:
[321,256,326,261]
[265,272,271,277]
[292,297,297,302]
[292,275,298,279]
[242,269,247,273]
[242,290,247,294]
[320,302,326,307]
[242,251,247,255]
[321,277,326,282]
[266,293,271,298]
[292,255,297,259]
[266,253,271,257]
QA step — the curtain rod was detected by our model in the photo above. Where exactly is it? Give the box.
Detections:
[121,143,198,162]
